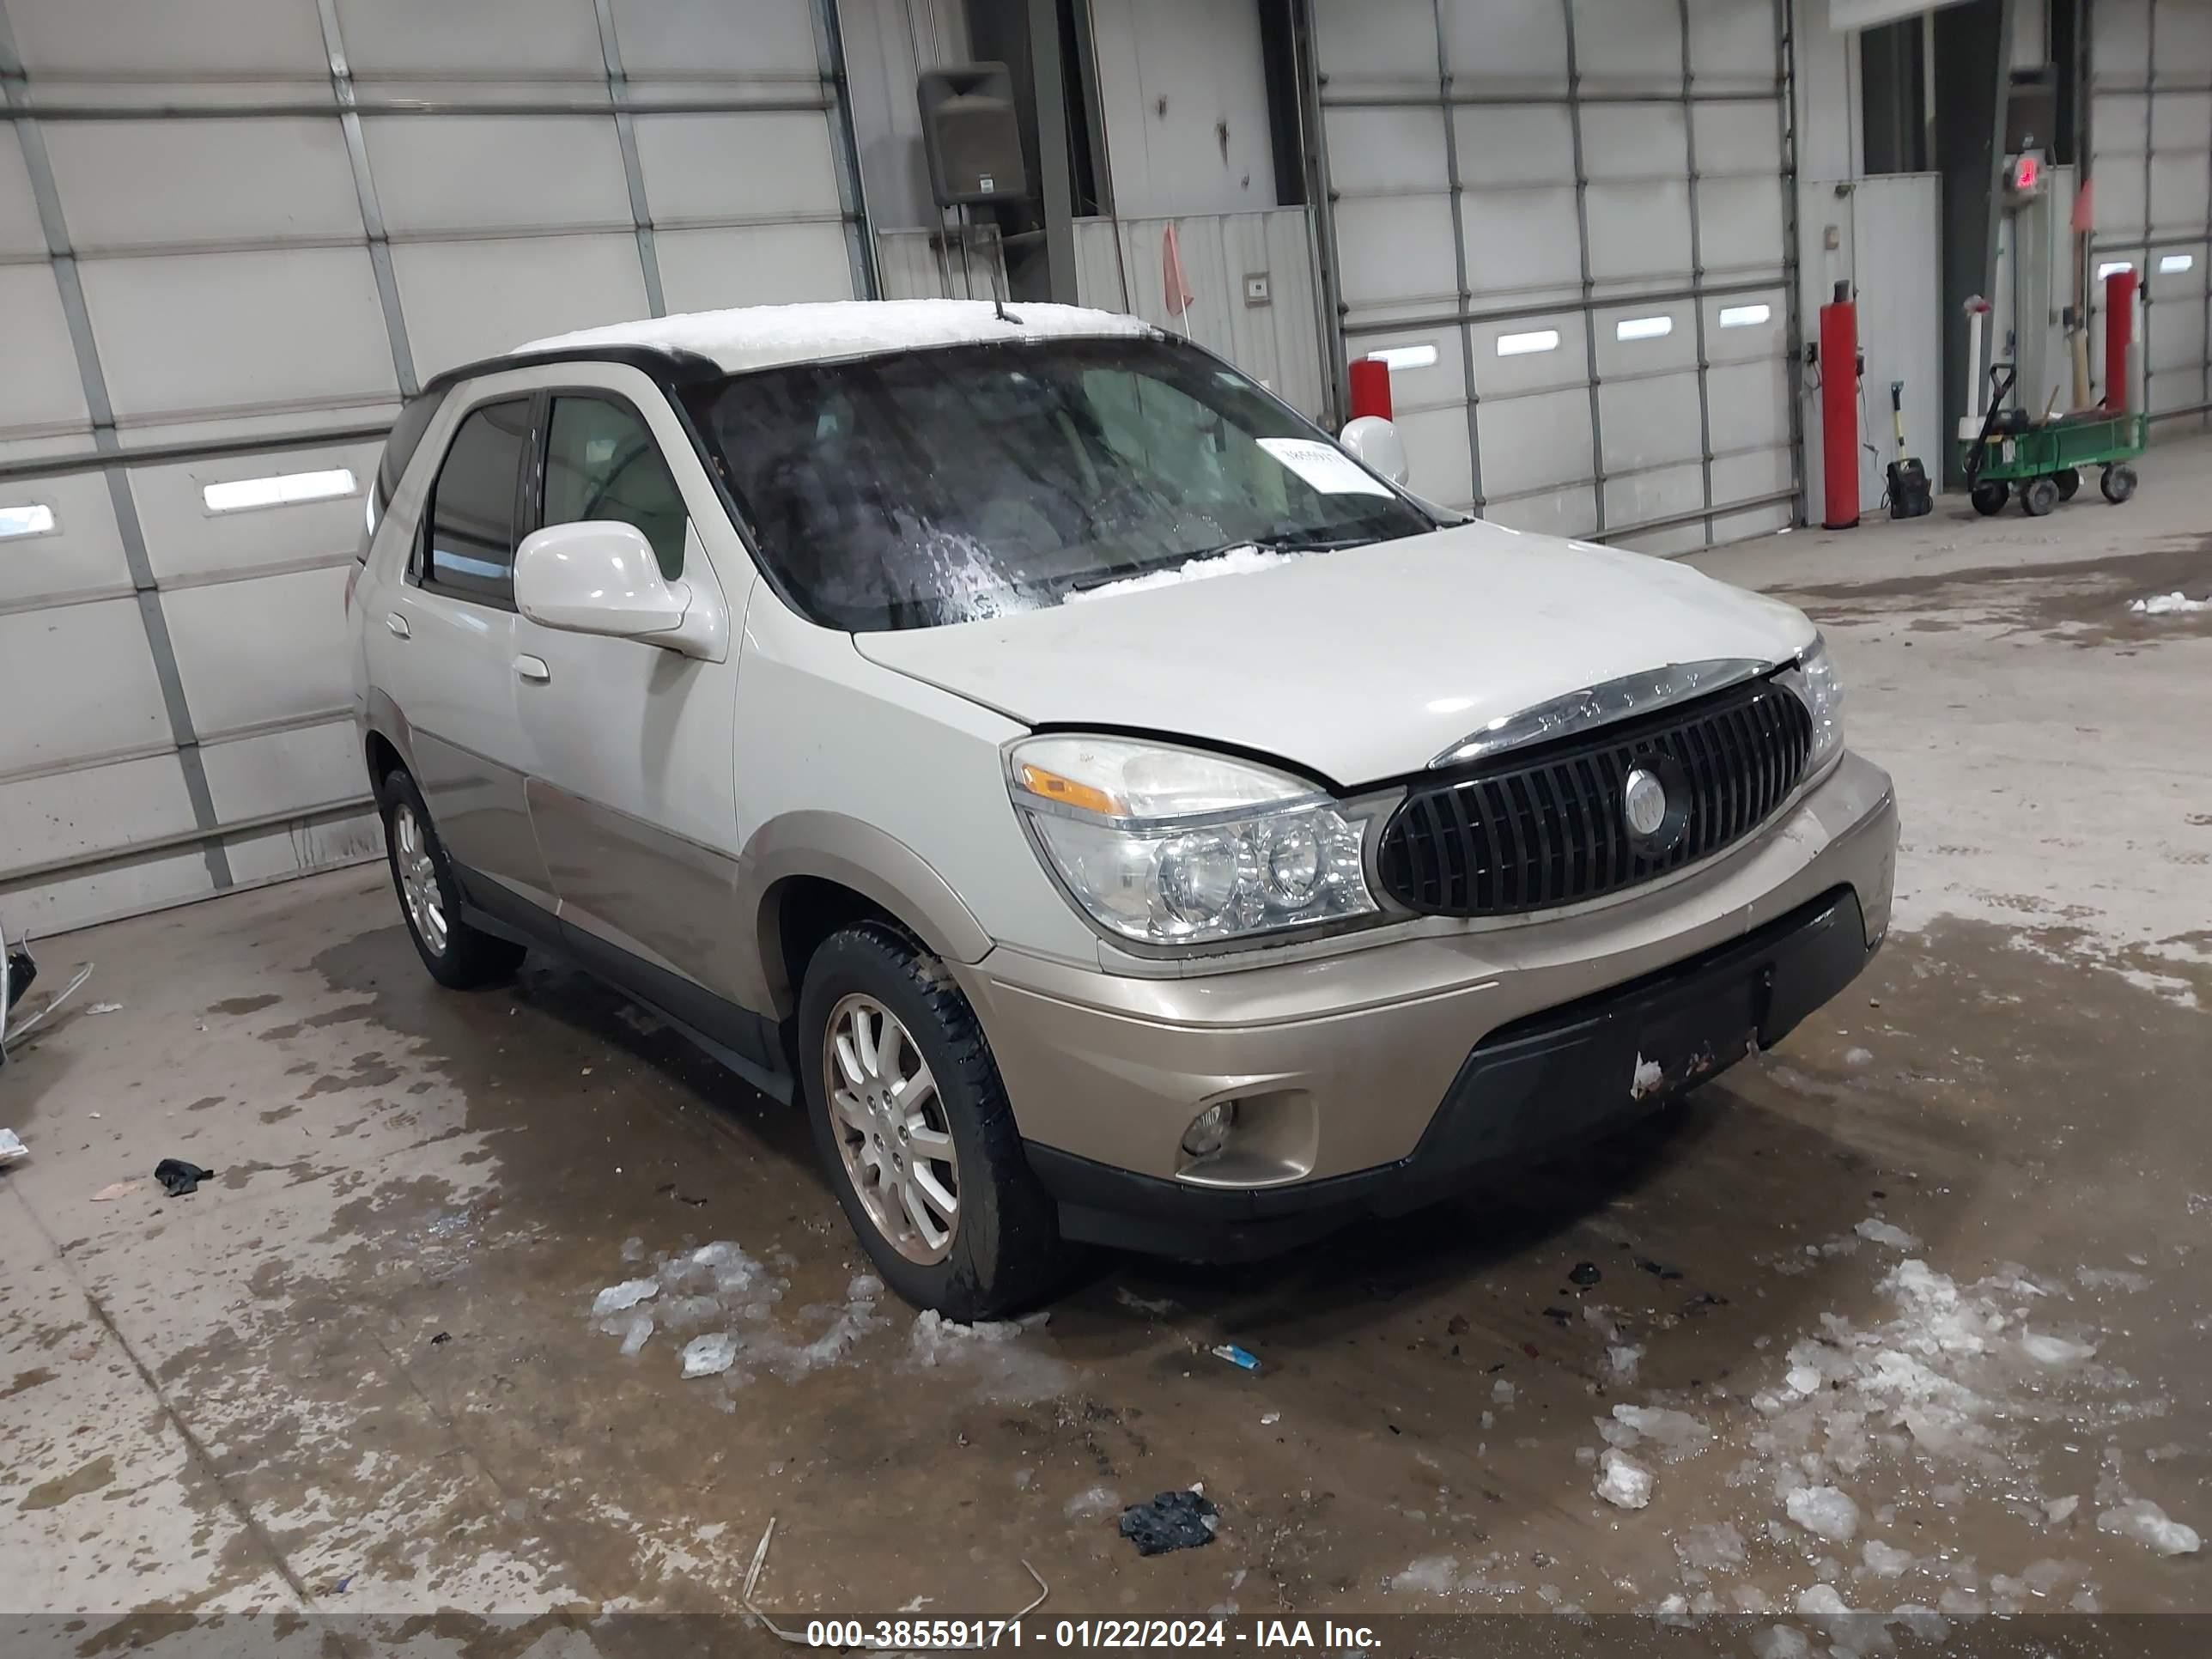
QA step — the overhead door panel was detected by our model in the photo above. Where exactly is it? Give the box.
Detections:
[0,264,92,435]
[1313,0,1798,548]
[2091,0,2212,426]
[78,248,400,422]
[0,0,870,936]
[365,117,635,235]
[41,119,362,249]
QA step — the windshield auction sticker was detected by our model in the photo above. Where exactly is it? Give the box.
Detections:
[1256,437,1396,498]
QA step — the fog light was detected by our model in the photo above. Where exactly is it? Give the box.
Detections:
[1181,1100,1237,1158]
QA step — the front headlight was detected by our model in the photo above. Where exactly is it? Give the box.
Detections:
[1006,736,1381,947]
[1784,635,1845,772]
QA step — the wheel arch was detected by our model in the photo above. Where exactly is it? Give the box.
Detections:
[738,812,994,1021]
[362,691,418,805]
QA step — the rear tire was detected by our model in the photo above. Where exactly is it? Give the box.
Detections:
[1970,481,2008,516]
[2021,476,2060,517]
[797,922,1065,1319]
[2100,463,2138,504]
[380,770,526,989]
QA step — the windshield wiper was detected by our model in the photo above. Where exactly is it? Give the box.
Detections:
[1067,533,1376,596]
[1236,532,1376,555]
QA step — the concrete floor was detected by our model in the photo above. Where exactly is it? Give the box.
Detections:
[4,437,2210,1652]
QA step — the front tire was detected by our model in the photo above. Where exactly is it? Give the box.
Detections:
[380,770,525,989]
[1970,480,2008,516]
[797,923,1065,1319]
[2021,476,2060,516]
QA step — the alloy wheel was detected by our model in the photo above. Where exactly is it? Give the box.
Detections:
[823,993,960,1264]
[392,803,447,957]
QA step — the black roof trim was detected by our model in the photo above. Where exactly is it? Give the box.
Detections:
[418,343,727,400]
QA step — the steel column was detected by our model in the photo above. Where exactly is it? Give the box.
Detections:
[315,0,418,396]
[592,0,668,318]
[1295,0,1351,425]
[1024,0,1080,304]
[1778,0,1807,527]
[1683,0,1716,543]
[1432,0,1486,511]
[812,0,880,300]
[2142,0,2157,414]
[1560,0,1609,534]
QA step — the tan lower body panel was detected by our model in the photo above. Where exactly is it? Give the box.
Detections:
[958,750,1898,1183]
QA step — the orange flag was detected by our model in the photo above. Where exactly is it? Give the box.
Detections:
[1162,223,1195,319]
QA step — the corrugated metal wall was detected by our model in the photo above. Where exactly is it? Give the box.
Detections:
[0,0,868,937]
[2089,0,2212,425]
[1072,209,1330,422]
[1309,0,1802,554]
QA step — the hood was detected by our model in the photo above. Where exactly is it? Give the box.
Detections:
[853,520,1818,785]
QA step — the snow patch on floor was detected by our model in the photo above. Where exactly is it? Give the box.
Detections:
[2130,590,2212,614]
[1390,1555,1461,1595]
[1853,1218,1919,1251]
[908,1310,1075,1402]
[586,1241,892,1386]
[1607,1405,1712,1462]
[1784,1485,1859,1542]
[2097,1498,2202,1556]
[1596,1449,1654,1510]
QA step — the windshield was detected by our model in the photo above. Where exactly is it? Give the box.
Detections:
[682,337,1434,631]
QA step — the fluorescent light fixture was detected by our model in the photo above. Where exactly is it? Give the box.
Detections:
[1367,343,1440,371]
[2158,252,2195,275]
[1497,329,1560,356]
[203,466,358,514]
[0,502,57,539]
[1717,303,1771,328]
[1615,315,1674,342]
[2097,260,2134,281]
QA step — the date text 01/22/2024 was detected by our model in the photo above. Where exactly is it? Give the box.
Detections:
[802,1619,1380,1650]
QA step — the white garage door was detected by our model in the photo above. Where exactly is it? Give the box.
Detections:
[0,0,868,937]
[1311,0,1799,553]
[2089,0,2212,424]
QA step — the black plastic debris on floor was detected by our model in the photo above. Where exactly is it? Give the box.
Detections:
[154,1158,216,1197]
[1119,1490,1218,1556]
[1568,1261,1602,1286]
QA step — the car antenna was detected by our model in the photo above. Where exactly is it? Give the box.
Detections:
[994,295,1022,326]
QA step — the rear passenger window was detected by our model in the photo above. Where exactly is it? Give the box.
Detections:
[544,396,689,580]
[423,398,531,604]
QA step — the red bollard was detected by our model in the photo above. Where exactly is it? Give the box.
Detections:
[1347,356,1395,423]
[1820,285,1860,530]
[2103,267,2138,411]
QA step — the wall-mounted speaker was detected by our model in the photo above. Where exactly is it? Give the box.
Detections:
[918,64,1028,209]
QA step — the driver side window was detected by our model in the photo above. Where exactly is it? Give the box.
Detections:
[544,396,689,580]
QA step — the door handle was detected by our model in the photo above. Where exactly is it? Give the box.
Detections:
[514,654,551,683]
[386,613,410,639]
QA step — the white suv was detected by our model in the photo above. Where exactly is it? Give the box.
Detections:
[349,299,1897,1317]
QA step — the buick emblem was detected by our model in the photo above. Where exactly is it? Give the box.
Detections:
[1624,767,1668,838]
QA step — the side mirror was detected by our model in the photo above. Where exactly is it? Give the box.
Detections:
[1338,416,1410,488]
[516,520,690,638]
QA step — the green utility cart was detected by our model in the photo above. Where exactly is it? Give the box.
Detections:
[1962,363,2144,518]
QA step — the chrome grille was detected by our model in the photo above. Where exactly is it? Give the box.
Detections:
[1376,678,1814,917]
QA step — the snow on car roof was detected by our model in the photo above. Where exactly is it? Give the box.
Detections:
[517,298,1156,375]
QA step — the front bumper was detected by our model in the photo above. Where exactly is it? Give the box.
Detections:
[1026,884,1875,1257]
[955,750,1897,1256]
